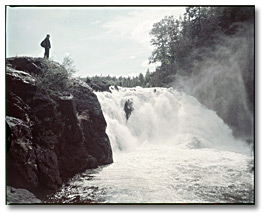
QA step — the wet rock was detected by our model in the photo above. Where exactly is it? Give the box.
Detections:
[6,57,113,200]
[6,116,39,191]
[35,146,62,189]
[114,85,119,91]
[6,122,12,153]
[68,78,113,165]
[124,99,134,120]
[85,78,111,92]
[7,186,42,205]
[7,186,42,204]
[6,66,37,100]
[7,57,44,76]
[6,91,37,124]
[28,91,57,119]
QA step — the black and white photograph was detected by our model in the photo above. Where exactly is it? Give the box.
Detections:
[5,5,255,205]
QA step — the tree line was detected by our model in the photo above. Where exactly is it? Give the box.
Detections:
[84,69,153,88]
[85,6,254,88]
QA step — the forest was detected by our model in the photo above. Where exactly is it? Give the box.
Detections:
[85,6,254,89]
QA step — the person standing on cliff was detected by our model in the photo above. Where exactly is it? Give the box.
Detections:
[40,34,51,59]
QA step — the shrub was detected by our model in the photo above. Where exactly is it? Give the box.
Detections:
[62,55,77,77]
[36,59,69,94]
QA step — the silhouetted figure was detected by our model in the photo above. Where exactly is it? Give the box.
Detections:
[40,34,51,58]
[124,99,134,121]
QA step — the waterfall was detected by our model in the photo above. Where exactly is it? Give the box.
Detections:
[49,86,254,203]
[96,86,252,155]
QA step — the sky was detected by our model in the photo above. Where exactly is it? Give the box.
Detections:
[6,6,185,77]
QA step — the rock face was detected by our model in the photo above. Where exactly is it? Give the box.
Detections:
[7,186,42,204]
[85,78,111,92]
[6,57,113,199]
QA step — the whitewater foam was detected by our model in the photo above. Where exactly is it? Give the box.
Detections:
[96,86,252,155]
[48,87,254,203]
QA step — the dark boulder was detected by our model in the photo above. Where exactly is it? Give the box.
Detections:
[6,92,39,140]
[7,186,42,204]
[68,79,113,165]
[6,122,11,153]
[53,93,98,179]
[114,85,119,91]
[6,66,37,100]
[124,99,134,120]
[7,57,44,76]
[6,116,39,191]
[85,78,111,92]
[6,103,62,192]
[6,56,64,77]
[35,146,62,189]
[6,57,113,199]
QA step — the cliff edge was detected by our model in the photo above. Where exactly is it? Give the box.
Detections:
[6,57,113,203]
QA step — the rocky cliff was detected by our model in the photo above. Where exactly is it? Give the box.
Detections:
[6,57,113,201]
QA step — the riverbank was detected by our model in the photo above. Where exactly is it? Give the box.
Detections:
[6,57,113,203]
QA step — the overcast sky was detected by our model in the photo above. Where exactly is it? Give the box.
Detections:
[6,6,185,77]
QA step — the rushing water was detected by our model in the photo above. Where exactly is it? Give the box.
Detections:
[48,87,254,204]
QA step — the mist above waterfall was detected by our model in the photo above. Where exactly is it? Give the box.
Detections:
[172,22,254,141]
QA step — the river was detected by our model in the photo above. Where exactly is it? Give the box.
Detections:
[48,87,254,204]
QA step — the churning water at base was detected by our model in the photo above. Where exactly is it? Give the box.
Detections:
[48,87,254,203]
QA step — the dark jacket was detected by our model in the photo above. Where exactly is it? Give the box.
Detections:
[41,37,51,49]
